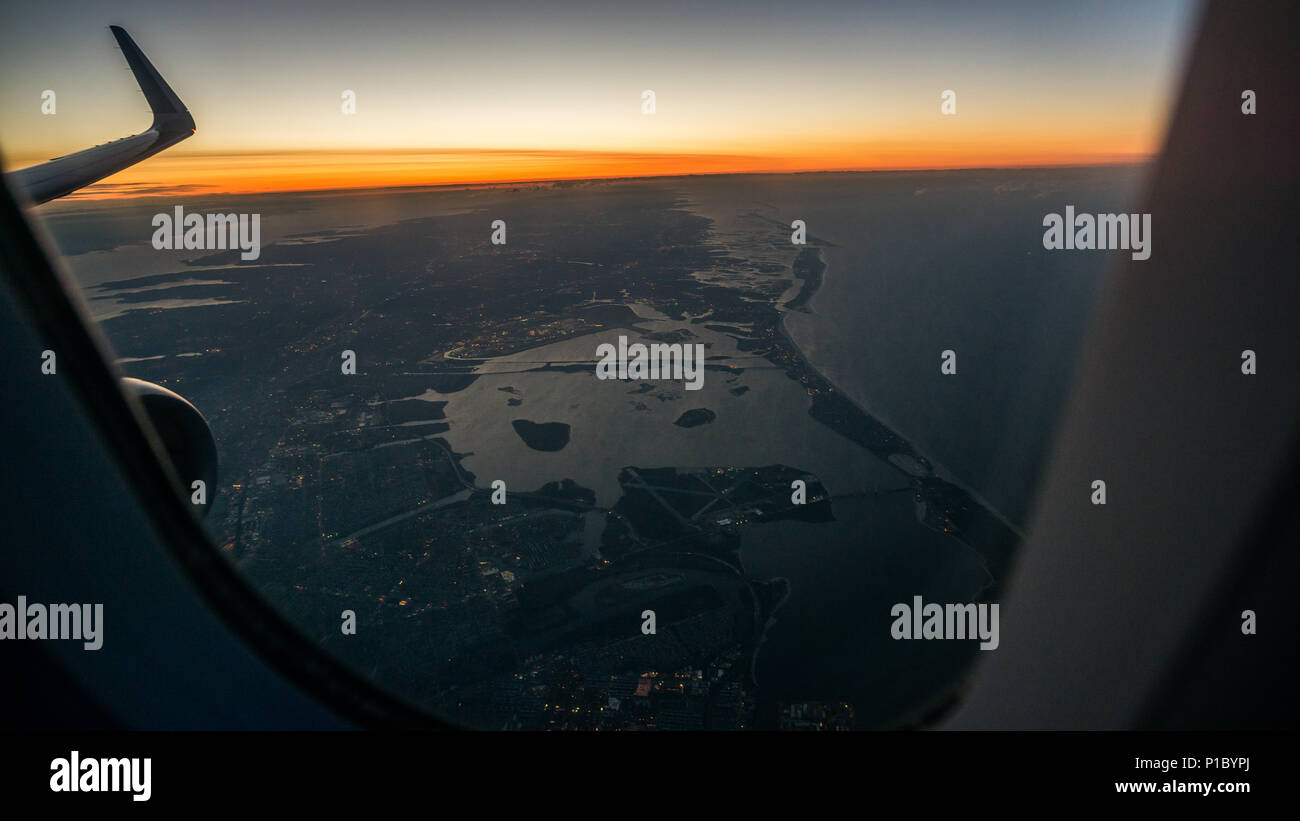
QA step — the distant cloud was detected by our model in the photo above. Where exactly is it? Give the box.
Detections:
[64,182,217,200]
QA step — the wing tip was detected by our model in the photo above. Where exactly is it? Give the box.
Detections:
[106,25,195,135]
[4,23,195,204]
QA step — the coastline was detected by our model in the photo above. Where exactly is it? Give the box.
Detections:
[776,246,1026,543]
[759,245,1023,589]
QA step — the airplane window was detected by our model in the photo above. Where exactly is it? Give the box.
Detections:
[1,3,1198,729]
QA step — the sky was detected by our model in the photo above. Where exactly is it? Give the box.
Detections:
[0,0,1199,197]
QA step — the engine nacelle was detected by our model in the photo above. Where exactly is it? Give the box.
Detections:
[120,377,218,516]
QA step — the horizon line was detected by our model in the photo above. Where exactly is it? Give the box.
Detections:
[50,158,1157,204]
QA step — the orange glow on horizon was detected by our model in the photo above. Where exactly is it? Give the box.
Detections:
[39,138,1156,201]
[1,2,1192,204]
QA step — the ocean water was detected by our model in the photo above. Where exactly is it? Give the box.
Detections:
[678,167,1149,527]
[670,169,1150,716]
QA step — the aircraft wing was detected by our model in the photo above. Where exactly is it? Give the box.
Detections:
[6,25,195,205]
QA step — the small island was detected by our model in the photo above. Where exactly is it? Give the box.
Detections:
[511,419,571,451]
[674,408,716,428]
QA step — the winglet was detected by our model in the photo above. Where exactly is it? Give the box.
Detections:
[109,24,194,133]
[4,26,196,204]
